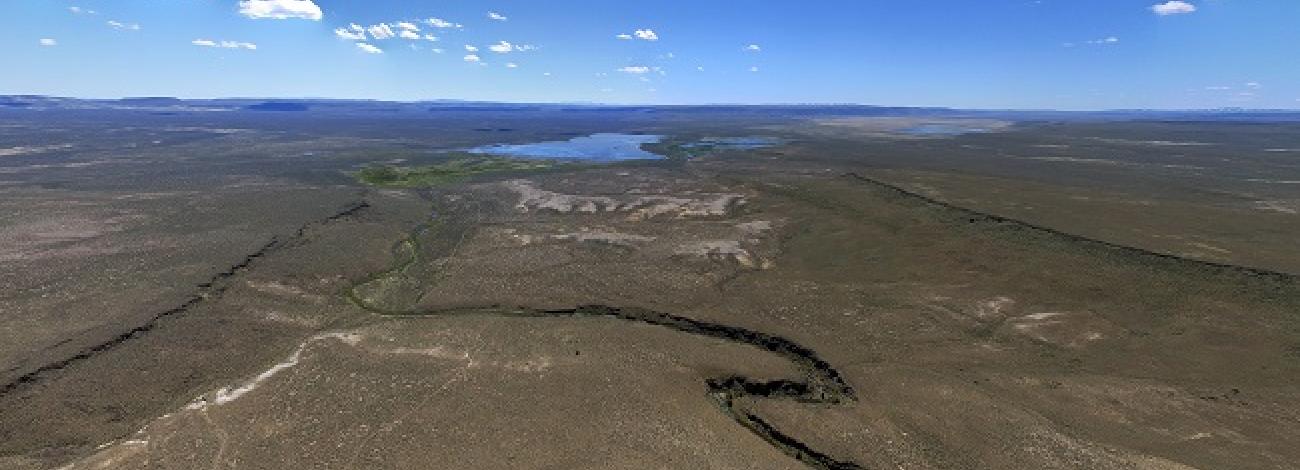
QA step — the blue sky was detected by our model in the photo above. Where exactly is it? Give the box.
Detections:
[2,0,1297,109]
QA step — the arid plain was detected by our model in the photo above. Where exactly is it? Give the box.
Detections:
[2,104,1298,469]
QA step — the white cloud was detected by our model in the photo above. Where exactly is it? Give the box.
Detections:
[107,20,141,31]
[616,33,633,40]
[431,48,445,54]
[356,43,383,54]
[543,72,551,76]
[1245,81,1262,89]
[1151,1,1196,15]
[744,44,761,52]
[464,54,481,62]
[487,12,508,21]
[192,39,258,50]
[238,0,322,21]
[367,23,396,40]
[426,18,463,29]
[696,66,705,71]
[335,24,366,41]
[1086,36,1120,44]
[505,62,518,68]
[749,66,760,72]
[1205,86,1231,91]
[396,22,421,39]
[68,6,95,15]
[634,29,658,41]
[464,45,479,52]
[39,38,57,47]
[424,34,440,42]
[487,41,537,53]
[618,66,664,75]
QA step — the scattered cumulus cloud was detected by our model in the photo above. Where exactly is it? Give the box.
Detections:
[356,42,383,54]
[68,6,95,15]
[1151,1,1196,15]
[488,41,537,53]
[39,38,57,47]
[749,66,760,72]
[744,44,762,52]
[238,0,323,21]
[107,20,141,31]
[505,62,518,68]
[426,18,463,29]
[1086,36,1120,45]
[396,22,421,39]
[1204,86,1231,91]
[335,24,366,40]
[193,39,258,50]
[617,29,658,41]
[487,12,508,21]
[618,66,652,74]
[464,54,481,62]
[1245,81,1262,89]
[634,29,659,41]
[367,23,396,40]
[431,48,445,54]
[464,45,479,52]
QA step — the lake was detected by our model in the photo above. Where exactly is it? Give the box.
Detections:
[467,133,664,161]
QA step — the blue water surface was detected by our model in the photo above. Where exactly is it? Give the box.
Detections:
[467,133,664,161]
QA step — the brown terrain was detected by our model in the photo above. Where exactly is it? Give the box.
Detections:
[1,111,1298,469]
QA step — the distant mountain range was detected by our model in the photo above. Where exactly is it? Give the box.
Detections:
[3,95,1299,122]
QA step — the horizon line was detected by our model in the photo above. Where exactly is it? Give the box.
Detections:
[3,94,1300,114]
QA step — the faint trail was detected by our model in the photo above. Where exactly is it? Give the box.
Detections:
[343,369,469,469]
[200,408,231,470]
[0,201,371,398]
[842,172,1298,284]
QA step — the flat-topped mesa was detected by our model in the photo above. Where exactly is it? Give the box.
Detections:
[503,180,745,219]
